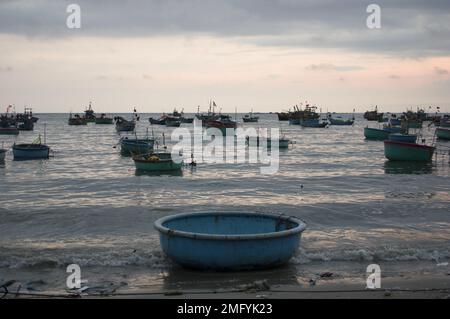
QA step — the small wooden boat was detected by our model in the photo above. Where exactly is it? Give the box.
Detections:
[13,143,50,160]
[149,116,166,125]
[0,126,19,135]
[384,140,434,162]
[154,212,306,270]
[436,127,450,140]
[120,137,154,156]
[114,116,136,132]
[133,152,183,172]
[328,116,354,126]
[0,149,6,161]
[300,119,327,128]
[95,114,113,124]
[388,133,417,143]
[68,114,87,125]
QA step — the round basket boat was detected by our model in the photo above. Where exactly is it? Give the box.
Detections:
[154,212,306,270]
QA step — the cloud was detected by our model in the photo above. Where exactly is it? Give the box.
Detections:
[306,63,363,72]
[0,0,450,57]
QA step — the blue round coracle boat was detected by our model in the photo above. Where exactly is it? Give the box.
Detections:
[154,212,306,270]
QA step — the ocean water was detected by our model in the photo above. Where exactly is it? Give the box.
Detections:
[1,113,449,292]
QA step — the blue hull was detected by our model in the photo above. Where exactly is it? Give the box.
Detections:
[155,212,306,270]
[388,133,417,143]
[13,145,50,159]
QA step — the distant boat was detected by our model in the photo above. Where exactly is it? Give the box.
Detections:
[95,114,113,124]
[388,133,417,143]
[300,119,327,128]
[364,127,390,140]
[328,115,354,126]
[120,137,154,156]
[243,111,259,123]
[84,102,96,122]
[0,126,19,135]
[149,116,166,125]
[436,127,450,140]
[133,152,183,172]
[384,140,435,162]
[364,106,383,121]
[114,116,136,132]
[0,149,6,161]
[205,114,237,135]
[165,117,181,127]
[246,136,291,149]
[12,135,50,160]
[389,118,401,126]
[68,114,87,125]
[180,117,194,124]
[17,118,34,131]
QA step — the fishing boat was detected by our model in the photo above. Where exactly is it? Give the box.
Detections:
[16,107,38,123]
[328,115,354,125]
[84,102,96,122]
[68,114,87,125]
[364,127,390,140]
[0,149,6,161]
[120,137,154,156]
[436,127,450,140]
[154,212,306,270]
[276,111,290,121]
[114,116,136,132]
[165,116,181,127]
[205,114,237,135]
[388,133,417,143]
[0,126,19,135]
[364,106,384,121]
[246,136,291,149]
[149,116,167,125]
[242,111,259,123]
[133,152,183,172]
[12,135,50,160]
[95,114,113,124]
[17,117,34,131]
[180,117,194,124]
[384,140,435,162]
[300,119,327,128]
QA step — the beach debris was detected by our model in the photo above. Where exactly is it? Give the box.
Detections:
[319,272,334,278]
[237,280,270,292]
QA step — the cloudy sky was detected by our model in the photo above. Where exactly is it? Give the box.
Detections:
[1,0,450,113]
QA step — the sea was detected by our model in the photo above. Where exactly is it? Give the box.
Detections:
[1,113,449,294]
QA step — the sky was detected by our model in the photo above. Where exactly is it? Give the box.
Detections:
[1,0,450,113]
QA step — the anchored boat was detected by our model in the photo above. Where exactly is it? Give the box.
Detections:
[95,114,113,124]
[328,115,354,126]
[243,111,259,123]
[68,114,87,125]
[120,137,154,156]
[12,134,50,160]
[384,140,435,162]
[300,119,327,128]
[436,127,450,140]
[114,116,136,132]
[154,212,307,270]
[133,152,183,172]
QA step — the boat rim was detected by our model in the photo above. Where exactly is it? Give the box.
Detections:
[384,140,435,149]
[154,211,306,241]
[12,144,50,149]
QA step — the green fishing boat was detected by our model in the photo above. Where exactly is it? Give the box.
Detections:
[436,127,450,140]
[364,127,390,140]
[133,152,183,172]
[384,140,435,162]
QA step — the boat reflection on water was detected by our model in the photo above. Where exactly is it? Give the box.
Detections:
[383,161,433,175]
[134,169,184,177]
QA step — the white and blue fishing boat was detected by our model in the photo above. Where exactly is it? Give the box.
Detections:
[120,137,154,156]
[12,135,50,160]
